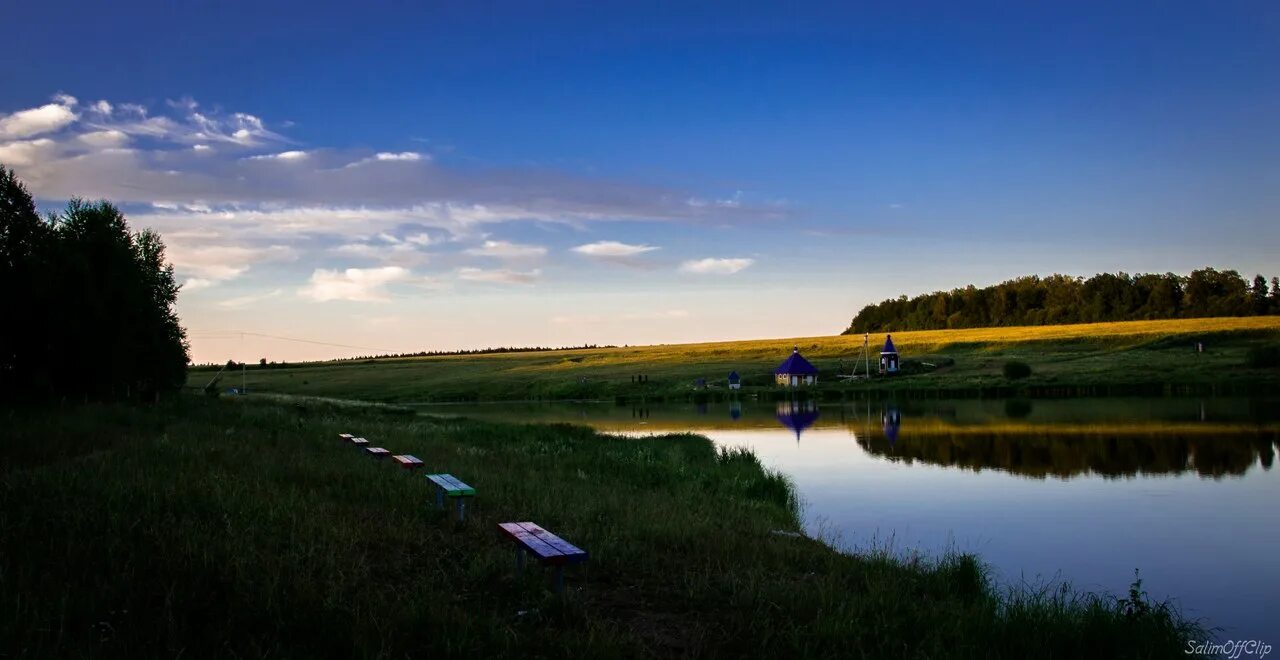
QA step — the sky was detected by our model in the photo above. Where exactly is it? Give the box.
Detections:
[2,1,1277,363]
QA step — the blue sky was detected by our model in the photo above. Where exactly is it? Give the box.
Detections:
[2,1,1277,362]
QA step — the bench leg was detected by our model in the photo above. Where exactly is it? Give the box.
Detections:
[554,566,565,595]
[435,489,444,510]
[515,548,526,577]
[456,498,466,522]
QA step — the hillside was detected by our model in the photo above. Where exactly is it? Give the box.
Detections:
[189,317,1280,403]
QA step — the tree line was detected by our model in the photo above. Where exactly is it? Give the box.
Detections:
[844,268,1280,333]
[0,167,188,402]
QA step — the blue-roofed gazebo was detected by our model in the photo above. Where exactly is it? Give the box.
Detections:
[775,346,819,387]
[728,370,741,390]
[879,334,900,374]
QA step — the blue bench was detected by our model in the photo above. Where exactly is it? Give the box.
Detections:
[425,474,475,521]
[498,522,588,594]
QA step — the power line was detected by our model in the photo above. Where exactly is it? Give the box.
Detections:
[187,330,393,354]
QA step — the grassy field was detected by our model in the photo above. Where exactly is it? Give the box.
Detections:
[1,395,1197,657]
[192,317,1280,403]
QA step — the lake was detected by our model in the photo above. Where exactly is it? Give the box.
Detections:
[418,396,1279,640]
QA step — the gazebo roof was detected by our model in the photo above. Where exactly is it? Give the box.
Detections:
[881,334,898,354]
[728,370,740,381]
[774,348,818,375]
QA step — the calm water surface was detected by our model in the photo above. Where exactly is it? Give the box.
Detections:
[419,397,1279,639]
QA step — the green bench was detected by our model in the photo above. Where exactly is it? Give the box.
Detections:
[425,473,475,521]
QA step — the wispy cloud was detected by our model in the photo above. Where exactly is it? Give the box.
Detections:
[571,240,659,258]
[344,151,427,168]
[457,267,540,285]
[246,150,308,161]
[217,288,285,309]
[678,257,754,274]
[464,240,547,259]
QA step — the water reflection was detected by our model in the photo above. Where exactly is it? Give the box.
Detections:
[775,399,820,441]
[418,396,1280,639]
[857,430,1277,479]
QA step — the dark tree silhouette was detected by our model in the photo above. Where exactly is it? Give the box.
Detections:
[845,268,1277,333]
[0,167,189,402]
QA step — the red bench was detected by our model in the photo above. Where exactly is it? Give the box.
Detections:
[392,454,424,470]
[498,522,588,594]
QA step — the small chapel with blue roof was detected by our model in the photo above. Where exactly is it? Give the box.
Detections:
[775,346,819,387]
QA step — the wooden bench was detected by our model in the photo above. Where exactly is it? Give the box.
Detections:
[365,447,390,458]
[425,474,475,521]
[498,522,588,594]
[351,437,369,447]
[392,454,424,470]
[338,433,354,442]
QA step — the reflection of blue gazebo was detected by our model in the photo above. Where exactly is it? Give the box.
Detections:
[776,400,820,441]
[882,407,901,445]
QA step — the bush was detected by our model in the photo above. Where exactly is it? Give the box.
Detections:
[1246,346,1280,368]
[1003,360,1032,379]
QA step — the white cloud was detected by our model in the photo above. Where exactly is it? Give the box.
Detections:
[457,267,540,285]
[52,93,79,107]
[343,151,429,168]
[217,288,285,309]
[571,240,659,258]
[77,130,129,148]
[404,232,433,246]
[182,278,216,292]
[331,241,426,264]
[192,144,212,152]
[0,103,78,139]
[247,150,308,161]
[90,100,113,116]
[0,138,57,167]
[300,266,412,302]
[165,243,296,286]
[678,257,754,275]
[464,240,547,259]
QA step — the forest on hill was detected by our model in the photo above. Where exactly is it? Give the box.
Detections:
[844,268,1280,334]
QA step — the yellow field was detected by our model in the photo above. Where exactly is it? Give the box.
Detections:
[214,317,1280,402]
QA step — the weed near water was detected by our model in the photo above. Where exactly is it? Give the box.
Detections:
[1,395,1199,657]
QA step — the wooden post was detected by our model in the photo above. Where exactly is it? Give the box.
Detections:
[457,498,467,522]
[554,566,565,595]
[516,548,526,577]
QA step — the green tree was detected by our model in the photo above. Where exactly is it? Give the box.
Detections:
[0,167,188,403]
[0,167,53,398]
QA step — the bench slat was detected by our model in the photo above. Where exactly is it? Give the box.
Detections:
[499,522,587,565]
[426,473,475,496]
[393,455,424,468]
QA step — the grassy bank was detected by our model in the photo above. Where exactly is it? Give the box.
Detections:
[1,395,1196,657]
[189,317,1280,403]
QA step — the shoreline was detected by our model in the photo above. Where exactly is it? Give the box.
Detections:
[1,394,1202,655]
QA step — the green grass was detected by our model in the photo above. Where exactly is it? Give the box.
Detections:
[1,395,1199,657]
[193,317,1280,403]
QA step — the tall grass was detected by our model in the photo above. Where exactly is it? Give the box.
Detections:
[2,396,1199,657]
